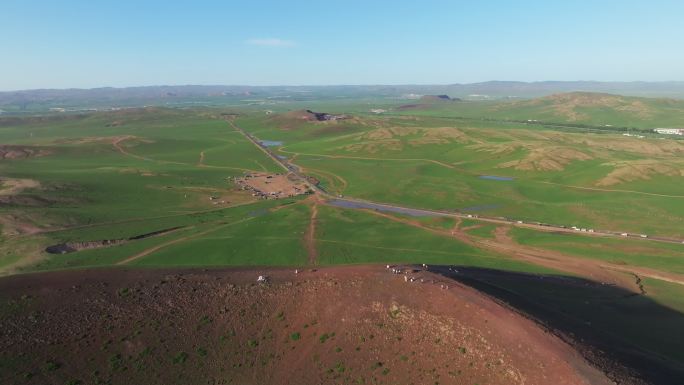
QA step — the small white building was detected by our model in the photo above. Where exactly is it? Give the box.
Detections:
[654,128,684,135]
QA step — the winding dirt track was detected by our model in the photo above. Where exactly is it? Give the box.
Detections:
[489,226,684,287]
[460,224,485,232]
[115,217,255,265]
[116,202,301,265]
[305,199,319,265]
[297,164,349,192]
[112,136,182,165]
[356,207,684,291]
[113,136,251,171]
[277,148,457,169]
[539,181,684,199]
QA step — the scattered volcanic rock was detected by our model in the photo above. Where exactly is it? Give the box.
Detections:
[0,266,618,385]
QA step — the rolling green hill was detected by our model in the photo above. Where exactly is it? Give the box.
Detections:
[391,92,684,129]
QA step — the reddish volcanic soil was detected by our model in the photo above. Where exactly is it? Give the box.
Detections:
[0,266,614,385]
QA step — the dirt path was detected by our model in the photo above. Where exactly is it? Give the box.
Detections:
[31,198,263,237]
[356,207,684,291]
[253,160,268,172]
[489,226,684,287]
[114,136,251,172]
[331,195,684,245]
[116,200,301,265]
[539,181,684,198]
[277,148,457,169]
[112,136,158,163]
[0,178,41,196]
[0,215,43,236]
[316,238,479,256]
[298,165,349,192]
[449,217,462,234]
[116,217,256,265]
[362,208,476,246]
[460,224,485,232]
[485,226,638,288]
[305,200,319,265]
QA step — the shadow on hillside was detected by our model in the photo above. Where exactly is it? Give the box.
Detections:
[431,266,684,385]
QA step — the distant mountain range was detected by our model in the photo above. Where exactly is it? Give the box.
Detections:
[2,81,684,113]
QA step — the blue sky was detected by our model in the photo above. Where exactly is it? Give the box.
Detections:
[1,0,683,90]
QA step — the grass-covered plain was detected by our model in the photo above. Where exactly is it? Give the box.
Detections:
[0,101,681,288]
[314,205,550,273]
[236,107,684,237]
[0,107,542,275]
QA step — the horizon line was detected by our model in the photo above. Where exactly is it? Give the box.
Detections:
[3,80,684,93]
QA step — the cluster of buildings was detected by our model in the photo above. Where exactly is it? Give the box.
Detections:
[653,128,684,136]
[233,173,310,200]
[570,226,595,233]
[306,109,347,121]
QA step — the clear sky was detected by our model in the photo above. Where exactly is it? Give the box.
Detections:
[2,0,683,90]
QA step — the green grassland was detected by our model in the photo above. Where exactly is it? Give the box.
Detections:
[0,109,281,225]
[0,109,287,272]
[129,201,311,267]
[21,199,549,274]
[239,110,684,237]
[386,92,684,129]
[314,205,550,272]
[26,199,297,271]
[0,101,681,288]
[0,107,546,275]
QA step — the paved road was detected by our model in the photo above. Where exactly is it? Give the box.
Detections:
[231,120,684,246]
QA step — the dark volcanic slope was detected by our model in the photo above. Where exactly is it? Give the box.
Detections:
[0,266,612,385]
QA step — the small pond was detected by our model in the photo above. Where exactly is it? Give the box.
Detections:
[479,175,514,181]
[259,140,283,147]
